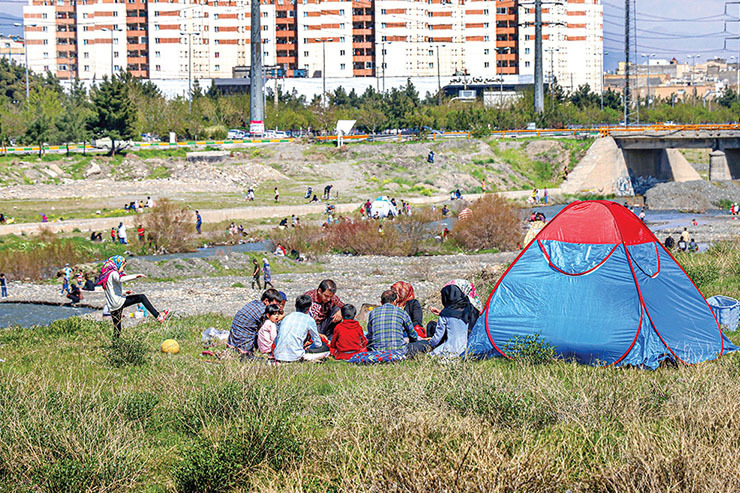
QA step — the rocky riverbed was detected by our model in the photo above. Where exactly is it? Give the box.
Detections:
[645,180,740,212]
[1,252,516,327]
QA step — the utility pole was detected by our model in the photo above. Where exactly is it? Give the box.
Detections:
[321,38,333,104]
[180,31,200,113]
[624,0,630,125]
[436,44,442,105]
[534,0,544,113]
[249,0,264,136]
[545,47,559,112]
[15,22,34,99]
[601,51,608,111]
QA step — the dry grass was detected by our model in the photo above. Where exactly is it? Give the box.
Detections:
[271,209,443,257]
[453,194,522,251]
[142,198,197,253]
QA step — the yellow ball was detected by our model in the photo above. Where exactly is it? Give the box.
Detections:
[160,339,180,354]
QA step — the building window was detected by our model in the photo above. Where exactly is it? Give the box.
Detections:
[42,12,48,18]
[340,23,345,29]
[156,64,161,70]
[154,11,160,16]
[381,22,386,28]
[428,49,433,55]
[525,35,530,41]
[340,49,345,55]
[496,7,506,14]
[84,64,89,71]
[83,13,88,18]
[155,24,160,30]
[113,11,118,16]
[214,52,219,57]
[214,26,219,32]
[484,61,489,67]
[525,61,530,67]
[483,9,488,14]
[114,38,119,44]
[42,26,48,32]
[44,65,49,71]
[340,37,345,42]
[83,26,89,31]
[303,50,308,56]
[155,51,160,57]
[365,61,372,68]
[303,11,307,16]
[262,11,267,17]
[303,25,307,30]
[214,13,219,19]
[524,47,530,54]
[339,9,344,14]
[215,39,219,44]
[113,51,119,58]
[340,63,345,69]
[215,64,220,70]
[155,38,161,43]
[84,52,89,58]
[429,62,434,68]
[263,51,268,57]
[483,35,489,41]
[381,8,386,14]
[484,22,489,28]
[43,52,49,58]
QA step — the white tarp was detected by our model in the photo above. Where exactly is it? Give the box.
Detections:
[370,196,398,218]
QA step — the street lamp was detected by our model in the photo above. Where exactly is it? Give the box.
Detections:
[380,40,392,94]
[180,31,201,113]
[101,27,122,79]
[688,54,701,102]
[545,47,560,111]
[14,22,34,99]
[321,37,333,106]
[641,53,655,108]
[435,44,446,105]
[601,51,609,111]
[494,46,510,106]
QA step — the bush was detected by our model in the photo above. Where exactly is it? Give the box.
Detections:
[452,194,521,251]
[105,333,150,368]
[143,198,196,253]
[175,417,304,492]
[502,333,556,365]
[120,391,160,422]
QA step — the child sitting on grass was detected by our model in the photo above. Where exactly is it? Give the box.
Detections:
[257,304,282,356]
[329,304,368,360]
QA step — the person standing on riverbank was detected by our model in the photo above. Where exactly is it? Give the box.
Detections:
[263,258,274,289]
[98,255,169,340]
[60,263,72,295]
[251,258,262,290]
[118,223,128,245]
[274,187,280,203]
[195,211,202,234]
[0,273,7,298]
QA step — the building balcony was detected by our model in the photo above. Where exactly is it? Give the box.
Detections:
[353,28,373,35]
[353,41,373,49]
[127,56,148,64]
[352,54,373,63]
[496,27,516,35]
[353,68,374,77]
[353,14,372,22]
[275,43,295,50]
[276,56,295,64]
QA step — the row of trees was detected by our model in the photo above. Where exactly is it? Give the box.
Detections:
[2,57,740,154]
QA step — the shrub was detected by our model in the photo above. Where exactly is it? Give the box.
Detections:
[502,333,556,365]
[120,391,160,422]
[174,417,304,492]
[105,333,150,368]
[143,198,196,253]
[452,194,521,251]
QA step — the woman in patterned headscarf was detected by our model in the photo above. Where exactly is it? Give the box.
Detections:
[391,281,423,328]
[97,255,169,340]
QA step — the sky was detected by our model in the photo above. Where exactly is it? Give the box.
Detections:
[0,0,737,72]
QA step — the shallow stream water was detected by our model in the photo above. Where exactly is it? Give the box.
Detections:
[0,303,95,329]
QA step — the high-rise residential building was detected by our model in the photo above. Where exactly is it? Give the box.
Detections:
[22,0,602,92]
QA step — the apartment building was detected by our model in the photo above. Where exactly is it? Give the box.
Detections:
[22,0,602,92]
[0,35,26,66]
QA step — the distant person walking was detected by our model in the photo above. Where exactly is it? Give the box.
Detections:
[137,225,145,242]
[274,187,280,203]
[195,210,202,234]
[118,222,128,245]
[110,227,117,243]
[543,187,549,204]
[251,258,262,290]
[98,255,169,340]
[61,263,72,295]
[0,273,7,298]
[262,258,274,289]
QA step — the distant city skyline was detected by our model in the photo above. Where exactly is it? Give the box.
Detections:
[2,0,739,75]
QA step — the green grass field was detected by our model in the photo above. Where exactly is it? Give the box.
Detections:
[2,242,740,490]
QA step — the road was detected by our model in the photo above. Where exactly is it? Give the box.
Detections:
[0,189,558,236]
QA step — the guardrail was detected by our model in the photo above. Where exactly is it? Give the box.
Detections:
[0,138,295,155]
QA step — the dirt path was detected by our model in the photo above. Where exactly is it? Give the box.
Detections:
[0,189,557,236]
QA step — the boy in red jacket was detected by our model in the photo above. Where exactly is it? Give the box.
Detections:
[329,304,367,360]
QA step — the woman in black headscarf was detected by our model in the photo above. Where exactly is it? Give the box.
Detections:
[428,285,479,357]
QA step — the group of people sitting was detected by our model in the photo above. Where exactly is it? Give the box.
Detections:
[227,278,482,364]
[124,196,155,213]
[664,227,698,253]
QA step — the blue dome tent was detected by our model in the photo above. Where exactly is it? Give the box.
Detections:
[467,200,738,368]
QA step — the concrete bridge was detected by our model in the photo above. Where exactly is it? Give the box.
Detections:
[562,129,740,196]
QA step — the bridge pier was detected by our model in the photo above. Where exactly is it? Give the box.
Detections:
[709,150,732,181]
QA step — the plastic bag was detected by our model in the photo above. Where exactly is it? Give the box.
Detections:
[201,327,230,344]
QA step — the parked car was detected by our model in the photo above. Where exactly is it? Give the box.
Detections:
[228,129,247,139]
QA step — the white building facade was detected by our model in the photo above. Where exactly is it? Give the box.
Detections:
[22,0,602,93]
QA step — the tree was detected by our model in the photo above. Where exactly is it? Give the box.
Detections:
[356,104,387,133]
[717,87,737,109]
[88,74,137,155]
[22,86,63,155]
[56,79,92,154]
